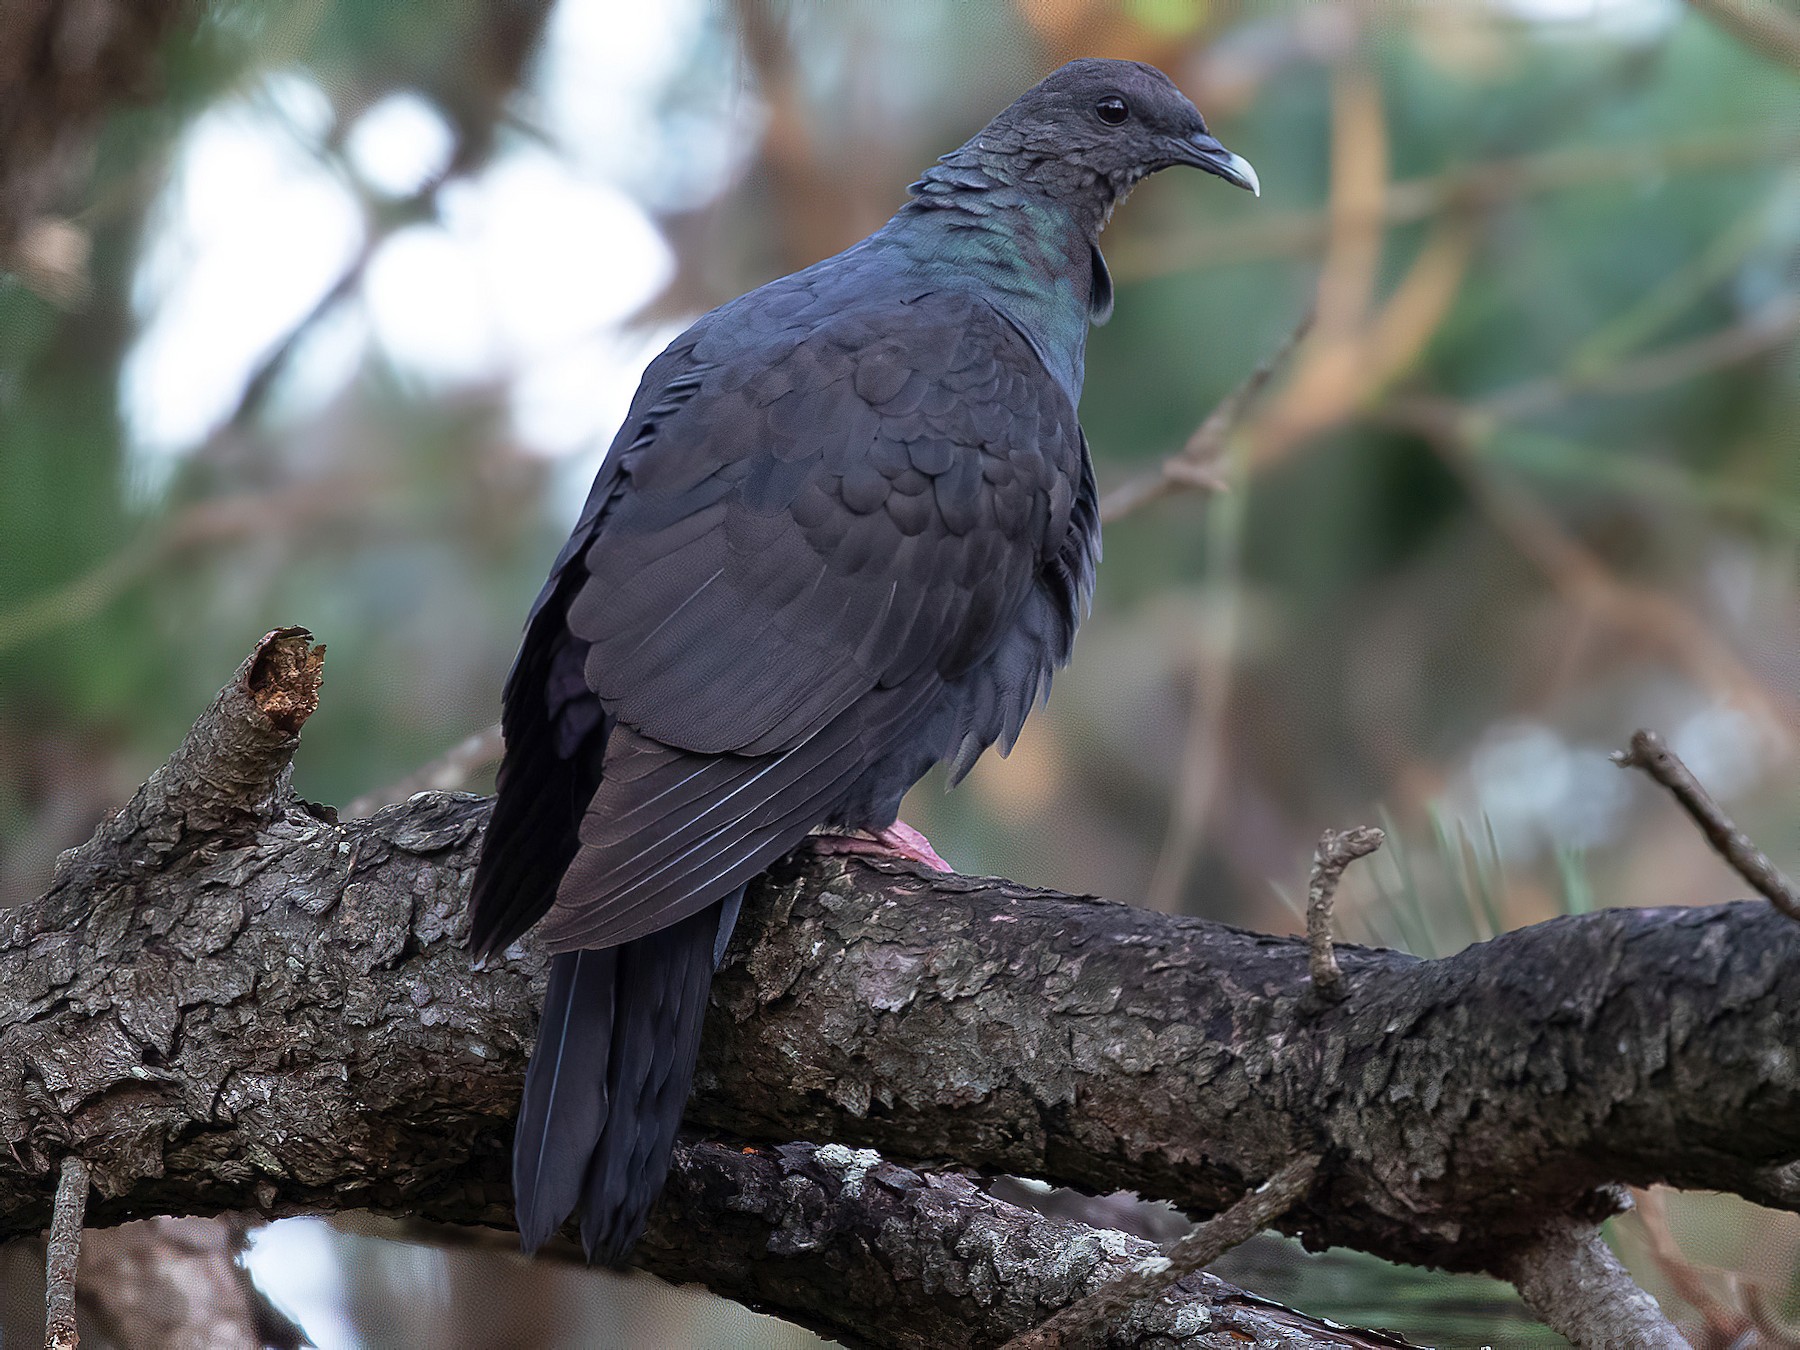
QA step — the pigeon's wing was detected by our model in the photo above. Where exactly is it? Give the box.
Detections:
[468,335,710,958]
[465,573,607,958]
[527,283,1086,952]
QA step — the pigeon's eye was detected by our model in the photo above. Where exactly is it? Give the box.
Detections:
[1095,97,1129,126]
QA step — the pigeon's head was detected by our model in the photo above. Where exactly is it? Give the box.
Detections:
[975,58,1258,205]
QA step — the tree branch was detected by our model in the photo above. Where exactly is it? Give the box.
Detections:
[1111,128,1800,278]
[646,1141,1411,1349]
[1628,1186,1767,1345]
[10,635,1799,1341]
[1388,398,1800,735]
[1686,0,1800,76]
[1505,1218,1690,1350]
[0,475,392,656]
[46,625,324,895]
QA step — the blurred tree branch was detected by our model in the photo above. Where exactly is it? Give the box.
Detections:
[1687,0,1800,75]
[1378,287,1800,740]
[344,722,505,820]
[1627,1186,1800,1348]
[6,636,1800,1346]
[77,1217,305,1350]
[1477,295,1800,424]
[1393,399,1799,739]
[1112,127,1799,277]
[1096,307,1312,525]
[1240,64,1477,470]
[0,0,557,672]
[0,0,190,266]
[0,475,392,655]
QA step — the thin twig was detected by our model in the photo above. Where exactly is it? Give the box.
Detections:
[44,1156,89,1350]
[1001,1155,1320,1350]
[344,722,505,818]
[1307,826,1385,1002]
[1098,308,1313,525]
[1614,728,1800,922]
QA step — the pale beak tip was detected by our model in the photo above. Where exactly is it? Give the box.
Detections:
[1228,152,1261,198]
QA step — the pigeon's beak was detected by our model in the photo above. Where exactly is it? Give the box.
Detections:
[1179,131,1260,198]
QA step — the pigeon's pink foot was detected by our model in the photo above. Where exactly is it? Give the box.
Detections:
[808,820,953,872]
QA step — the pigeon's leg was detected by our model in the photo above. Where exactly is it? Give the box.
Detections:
[808,821,952,872]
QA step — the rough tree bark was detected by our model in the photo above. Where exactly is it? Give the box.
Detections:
[6,632,1789,1344]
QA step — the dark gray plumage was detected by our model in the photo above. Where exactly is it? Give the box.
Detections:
[468,56,1257,1265]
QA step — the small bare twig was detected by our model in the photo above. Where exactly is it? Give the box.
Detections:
[44,1157,89,1350]
[1507,1217,1688,1350]
[1097,308,1313,525]
[1307,826,1385,1002]
[1001,1155,1320,1350]
[344,721,505,818]
[1614,728,1800,923]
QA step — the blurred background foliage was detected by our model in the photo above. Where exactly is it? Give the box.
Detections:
[3,0,1799,1344]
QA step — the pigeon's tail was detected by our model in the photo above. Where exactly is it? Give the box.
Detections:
[513,890,742,1265]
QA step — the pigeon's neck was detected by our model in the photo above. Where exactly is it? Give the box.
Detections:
[887,150,1116,400]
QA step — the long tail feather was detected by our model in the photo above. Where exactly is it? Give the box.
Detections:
[511,891,742,1262]
[581,895,731,1264]
[513,948,616,1252]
